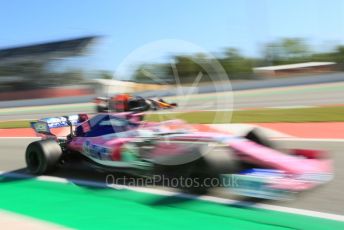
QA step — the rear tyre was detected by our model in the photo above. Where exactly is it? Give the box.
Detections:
[25,139,63,175]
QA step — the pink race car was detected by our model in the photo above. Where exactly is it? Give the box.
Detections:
[25,113,333,199]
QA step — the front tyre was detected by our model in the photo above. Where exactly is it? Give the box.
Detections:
[25,139,63,175]
[245,128,273,148]
[156,145,240,194]
[189,146,240,186]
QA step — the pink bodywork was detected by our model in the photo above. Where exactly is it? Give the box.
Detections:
[65,119,332,192]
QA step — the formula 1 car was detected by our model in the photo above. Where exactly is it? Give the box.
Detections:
[25,113,332,199]
[94,94,177,113]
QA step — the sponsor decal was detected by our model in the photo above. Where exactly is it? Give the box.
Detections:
[33,122,50,133]
[120,143,139,162]
[83,140,112,160]
[41,115,79,128]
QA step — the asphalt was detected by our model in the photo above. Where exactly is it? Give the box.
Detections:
[1,137,343,216]
[1,72,344,110]
[1,81,344,121]
[172,81,344,111]
[139,72,344,97]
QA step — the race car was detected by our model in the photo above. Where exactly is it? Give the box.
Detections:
[94,94,177,112]
[25,113,332,199]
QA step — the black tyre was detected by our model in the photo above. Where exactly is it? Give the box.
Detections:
[155,145,240,193]
[189,146,239,178]
[25,139,63,175]
[186,146,240,193]
[245,128,273,148]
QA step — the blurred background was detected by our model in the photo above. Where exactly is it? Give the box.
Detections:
[1,0,344,108]
[1,1,344,229]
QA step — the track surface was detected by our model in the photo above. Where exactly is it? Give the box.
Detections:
[1,138,343,216]
[1,82,344,121]
[2,72,344,109]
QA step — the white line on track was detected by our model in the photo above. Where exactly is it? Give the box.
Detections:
[272,137,344,143]
[8,136,344,142]
[1,170,344,222]
[0,137,39,139]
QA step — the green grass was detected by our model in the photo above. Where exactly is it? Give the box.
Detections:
[147,106,344,123]
[0,120,35,129]
[1,106,344,129]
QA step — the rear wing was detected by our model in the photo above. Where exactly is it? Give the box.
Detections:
[31,114,88,137]
[39,115,80,128]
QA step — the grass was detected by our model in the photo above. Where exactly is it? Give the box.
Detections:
[146,106,344,123]
[0,120,35,129]
[1,106,344,129]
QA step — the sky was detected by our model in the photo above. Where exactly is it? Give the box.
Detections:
[1,0,344,74]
